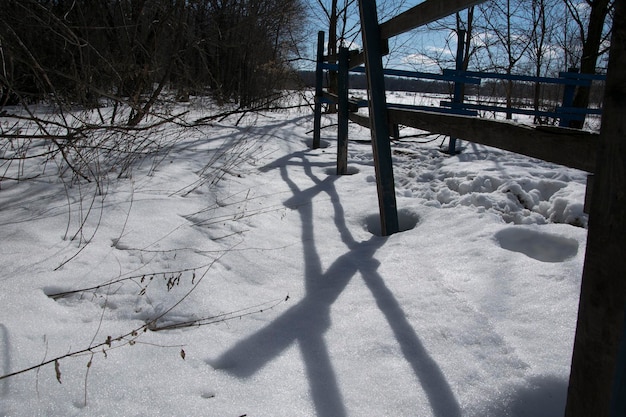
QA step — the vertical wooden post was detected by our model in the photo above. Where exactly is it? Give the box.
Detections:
[337,47,349,175]
[448,29,466,155]
[389,123,400,141]
[564,1,626,415]
[358,0,399,236]
[313,31,325,149]
[559,68,579,128]
[611,306,626,417]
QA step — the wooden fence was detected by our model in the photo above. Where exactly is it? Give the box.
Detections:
[312,0,606,237]
[312,0,626,415]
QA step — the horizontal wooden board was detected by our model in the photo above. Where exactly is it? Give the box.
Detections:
[387,108,598,172]
[379,0,486,40]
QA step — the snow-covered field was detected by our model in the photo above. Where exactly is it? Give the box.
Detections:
[1,92,588,416]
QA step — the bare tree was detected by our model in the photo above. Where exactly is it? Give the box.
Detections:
[563,0,613,128]
[528,0,561,123]
[0,0,307,186]
[478,0,536,118]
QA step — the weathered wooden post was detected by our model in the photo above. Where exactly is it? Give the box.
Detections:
[564,1,626,415]
[313,31,325,149]
[337,47,349,175]
[389,123,400,141]
[448,29,466,155]
[358,0,399,236]
[558,68,581,128]
[611,307,626,416]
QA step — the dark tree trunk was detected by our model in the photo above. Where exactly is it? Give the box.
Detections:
[568,0,611,128]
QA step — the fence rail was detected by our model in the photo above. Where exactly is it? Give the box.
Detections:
[312,1,626,414]
[313,30,603,172]
[315,46,606,133]
[312,0,604,237]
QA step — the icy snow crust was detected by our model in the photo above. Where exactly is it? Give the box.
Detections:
[0,93,587,416]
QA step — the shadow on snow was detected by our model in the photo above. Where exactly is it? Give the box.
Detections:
[209,147,461,417]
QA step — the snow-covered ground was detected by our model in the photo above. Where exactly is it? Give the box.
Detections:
[1,93,588,416]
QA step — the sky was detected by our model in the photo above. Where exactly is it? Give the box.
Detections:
[301,0,457,72]
[300,0,608,76]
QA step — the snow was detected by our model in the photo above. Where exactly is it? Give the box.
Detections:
[0,92,588,416]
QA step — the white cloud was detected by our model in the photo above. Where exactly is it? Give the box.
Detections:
[401,53,441,71]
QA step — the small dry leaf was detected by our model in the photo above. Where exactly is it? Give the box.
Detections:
[54,360,62,384]
[105,336,112,347]
[180,349,186,360]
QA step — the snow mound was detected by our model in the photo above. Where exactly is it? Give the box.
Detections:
[392,142,589,227]
[0,99,588,416]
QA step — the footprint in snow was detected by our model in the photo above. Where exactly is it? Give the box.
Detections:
[495,227,579,263]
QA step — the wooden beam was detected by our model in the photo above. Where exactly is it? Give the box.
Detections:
[347,40,389,67]
[448,29,467,154]
[359,0,399,236]
[348,112,371,129]
[313,31,325,149]
[379,0,486,40]
[348,51,366,69]
[337,47,349,175]
[322,91,365,112]
[322,91,338,104]
[565,0,626,415]
[387,107,598,172]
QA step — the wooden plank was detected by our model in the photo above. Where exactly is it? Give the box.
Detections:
[337,47,349,175]
[564,0,626,415]
[322,91,365,112]
[387,108,598,172]
[349,51,366,69]
[379,0,486,40]
[348,112,371,129]
[610,313,626,416]
[313,31,325,149]
[359,0,399,236]
[448,29,467,154]
[322,91,338,104]
[347,40,389,66]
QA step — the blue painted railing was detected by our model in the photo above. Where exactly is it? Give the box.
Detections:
[314,30,606,145]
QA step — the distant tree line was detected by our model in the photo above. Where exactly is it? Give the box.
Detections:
[0,0,306,122]
[298,70,604,106]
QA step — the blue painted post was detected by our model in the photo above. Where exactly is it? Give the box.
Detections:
[313,31,325,149]
[448,29,466,155]
[559,67,579,128]
[358,0,399,236]
[337,47,349,175]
